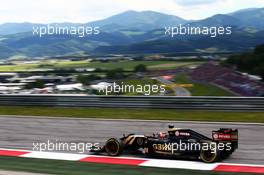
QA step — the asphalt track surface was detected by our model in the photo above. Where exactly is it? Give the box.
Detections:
[0,116,263,165]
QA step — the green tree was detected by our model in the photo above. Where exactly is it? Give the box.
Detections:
[254,44,264,54]
[77,74,100,85]
[134,64,147,72]
[25,80,45,89]
[224,44,264,80]
[106,68,125,79]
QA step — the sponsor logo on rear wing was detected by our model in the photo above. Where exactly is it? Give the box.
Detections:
[212,129,238,141]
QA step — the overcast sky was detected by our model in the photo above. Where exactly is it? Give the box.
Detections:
[0,0,263,24]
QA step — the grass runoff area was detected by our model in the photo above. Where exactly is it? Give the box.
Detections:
[0,60,203,72]
[0,106,263,123]
[0,157,260,175]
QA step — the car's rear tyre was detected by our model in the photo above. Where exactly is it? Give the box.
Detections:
[105,138,123,156]
[200,143,219,163]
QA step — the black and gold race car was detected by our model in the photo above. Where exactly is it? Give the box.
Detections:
[92,125,238,163]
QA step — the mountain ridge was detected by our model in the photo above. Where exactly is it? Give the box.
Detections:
[1,7,264,35]
[0,7,264,58]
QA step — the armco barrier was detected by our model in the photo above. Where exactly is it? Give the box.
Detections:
[0,94,263,111]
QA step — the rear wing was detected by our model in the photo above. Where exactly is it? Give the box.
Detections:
[212,128,238,141]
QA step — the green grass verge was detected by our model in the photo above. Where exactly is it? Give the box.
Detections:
[56,60,202,71]
[174,74,234,96]
[0,60,203,72]
[0,157,259,175]
[0,106,263,123]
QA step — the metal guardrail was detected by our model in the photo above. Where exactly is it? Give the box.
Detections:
[0,94,264,111]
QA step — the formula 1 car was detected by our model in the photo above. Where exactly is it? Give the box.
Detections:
[91,125,238,163]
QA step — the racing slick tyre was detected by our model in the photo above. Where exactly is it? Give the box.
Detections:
[105,138,124,156]
[200,142,220,163]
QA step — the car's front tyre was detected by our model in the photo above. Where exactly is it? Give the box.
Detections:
[105,138,123,156]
